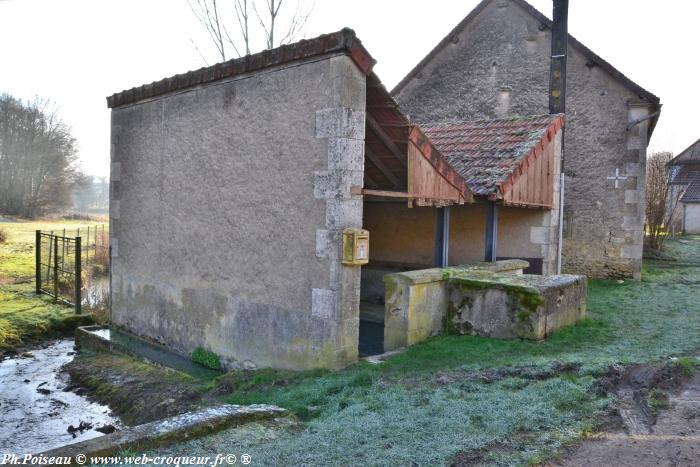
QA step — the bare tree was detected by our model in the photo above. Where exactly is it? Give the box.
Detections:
[645,151,679,251]
[0,94,82,218]
[187,0,313,63]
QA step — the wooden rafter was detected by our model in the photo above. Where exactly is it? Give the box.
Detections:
[365,146,402,189]
[363,172,380,189]
[366,114,407,167]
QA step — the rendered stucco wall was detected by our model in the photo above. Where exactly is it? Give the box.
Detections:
[685,204,700,234]
[362,201,557,273]
[110,55,366,370]
[395,0,652,278]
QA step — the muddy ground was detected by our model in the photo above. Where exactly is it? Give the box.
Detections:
[551,361,700,467]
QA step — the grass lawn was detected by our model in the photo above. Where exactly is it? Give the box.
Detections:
[142,235,700,466]
[0,217,102,350]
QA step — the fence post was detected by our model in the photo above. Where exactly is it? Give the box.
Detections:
[53,235,59,302]
[75,236,82,314]
[35,230,41,295]
[61,228,66,271]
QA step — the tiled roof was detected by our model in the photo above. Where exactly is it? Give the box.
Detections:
[668,138,700,166]
[671,165,700,203]
[107,28,375,108]
[670,164,700,185]
[682,182,700,203]
[423,115,563,197]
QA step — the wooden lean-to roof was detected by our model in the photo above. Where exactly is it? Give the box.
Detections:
[424,115,564,208]
[362,72,472,207]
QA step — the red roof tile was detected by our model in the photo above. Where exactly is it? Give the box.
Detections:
[423,115,563,197]
[107,28,375,109]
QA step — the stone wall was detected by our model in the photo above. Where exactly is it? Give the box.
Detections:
[110,54,366,370]
[395,0,653,279]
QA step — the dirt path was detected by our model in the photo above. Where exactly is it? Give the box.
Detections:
[554,370,700,466]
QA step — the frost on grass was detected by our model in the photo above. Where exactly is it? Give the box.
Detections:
[147,375,609,466]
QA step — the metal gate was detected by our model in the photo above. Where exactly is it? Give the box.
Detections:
[35,230,83,313]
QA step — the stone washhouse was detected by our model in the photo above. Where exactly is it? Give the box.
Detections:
[107,29,585,370]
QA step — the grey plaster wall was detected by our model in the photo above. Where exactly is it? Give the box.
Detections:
[684,204,700,234]
[110,55,366,370]
[395,0,653,278]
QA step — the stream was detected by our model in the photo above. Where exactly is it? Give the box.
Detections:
[0,339,121,454]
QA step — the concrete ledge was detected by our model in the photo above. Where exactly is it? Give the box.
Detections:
[384,259,529,286]
[75,325,222,379]
[39,404,287,461]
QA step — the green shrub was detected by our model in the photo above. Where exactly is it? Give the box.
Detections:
[647,389,670,415]
[191,347,221,370]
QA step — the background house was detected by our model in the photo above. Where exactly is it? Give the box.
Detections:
[668,139,700,234]
[393,0,661,279]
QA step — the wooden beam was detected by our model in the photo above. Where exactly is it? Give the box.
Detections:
[365,147,402,189]
[357,189,411,199]
[366,114,407,167]
[357,188,460,203]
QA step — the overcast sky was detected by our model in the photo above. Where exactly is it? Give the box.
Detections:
[0,0,697,177]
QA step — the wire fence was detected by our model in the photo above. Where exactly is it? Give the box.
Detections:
[35,224,109,313]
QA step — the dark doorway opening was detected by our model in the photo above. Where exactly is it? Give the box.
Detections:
[359,301,384,357]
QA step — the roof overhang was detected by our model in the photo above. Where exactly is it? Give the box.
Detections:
[360,73,472,207]
[493,114,564,208]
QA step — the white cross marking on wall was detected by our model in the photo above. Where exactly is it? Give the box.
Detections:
[606,168,628,188]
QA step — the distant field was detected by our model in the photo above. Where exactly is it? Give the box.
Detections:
[0,217,104,350]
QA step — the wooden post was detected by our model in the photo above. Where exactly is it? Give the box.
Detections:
[86,226,90,265]
[484,202,498,262]
[53,235,59,302]
[75,236,82,314]
[434,206,450,267]
[35,230,41,295]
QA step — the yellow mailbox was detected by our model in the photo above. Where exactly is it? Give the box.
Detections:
[342,228,369,266]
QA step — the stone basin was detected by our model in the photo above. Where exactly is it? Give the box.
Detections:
[382,266,587,351]
[444,270,587,340]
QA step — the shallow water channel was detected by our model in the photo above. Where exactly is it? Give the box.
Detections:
[0,339,121,454]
